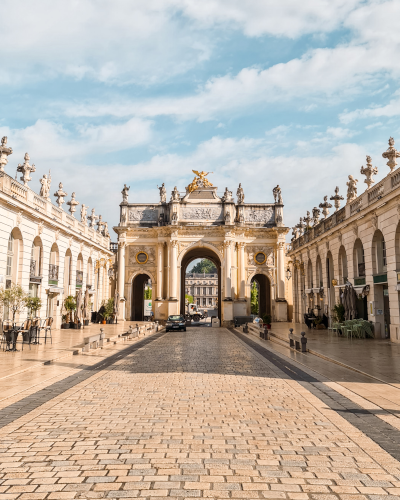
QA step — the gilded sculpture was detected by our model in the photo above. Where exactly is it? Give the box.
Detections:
[186,170,213,192]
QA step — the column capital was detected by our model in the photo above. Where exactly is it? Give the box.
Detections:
[237,241,245,249]
[223,240,232,249]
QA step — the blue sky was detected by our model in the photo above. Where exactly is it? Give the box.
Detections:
[1,0,400,237]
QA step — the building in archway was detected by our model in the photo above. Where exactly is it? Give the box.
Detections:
[113,173,289,326]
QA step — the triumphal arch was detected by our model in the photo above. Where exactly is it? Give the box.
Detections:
[113,171,289,326]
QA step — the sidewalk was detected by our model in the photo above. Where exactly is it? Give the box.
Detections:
[0,320,148,380]
[271,321,400,384]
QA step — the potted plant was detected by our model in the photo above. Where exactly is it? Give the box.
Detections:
[314,316,325,330]
[0,283,27,325]
[64,295,77,328]
[102,298,113,324]
[25,296,42,318]
[61,314,69,329]
[262,313,272,330]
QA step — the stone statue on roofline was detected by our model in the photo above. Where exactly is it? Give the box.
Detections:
[39,172,51,199]
[319,195,332,219]
[121,184,130,203]
[54,182,68,208]
[0,136,13,172]
[360,156,378,190]
[67,192,79,215]
[236,183,245,204]
[157,183,167,203]
[330,186,344,212]
[17,153,36,186]
[222,187,233,202]
[312,207,320,226]
[346,175,358,203]
[88,208,98,228]
[273,185,283,204]
[81,203,88,224]
[171,186,180,201]
[382,137,400,172]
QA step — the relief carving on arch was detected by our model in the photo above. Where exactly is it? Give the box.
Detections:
[246,246,274,266]
[128,245,156,265]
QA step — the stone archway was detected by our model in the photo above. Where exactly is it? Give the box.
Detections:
[180,246,222,320]
[250,273,271,319]
[131,272,153,321]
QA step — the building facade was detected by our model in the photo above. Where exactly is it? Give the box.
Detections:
[114,172,290,325]
[185,272,218,309]
[0,136,113,328]
[288,138,400,343]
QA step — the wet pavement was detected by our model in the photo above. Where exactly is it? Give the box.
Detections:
[0,327,399,499]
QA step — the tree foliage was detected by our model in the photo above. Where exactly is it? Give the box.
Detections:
[0,283,27,322]
[185,294,194,304]
[189,259,217,274]
[144,286,152,300]
[251,281,259,315]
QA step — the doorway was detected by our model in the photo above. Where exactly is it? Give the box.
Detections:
[131,273,152,321]
[250,274,271,319]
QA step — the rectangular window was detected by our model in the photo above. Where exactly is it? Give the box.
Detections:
[208,287,212,294]
[203,287,206,295]
[208,298,212,305]
[197,287,201,295]
[196,298,200,306]
[203,298,206,306]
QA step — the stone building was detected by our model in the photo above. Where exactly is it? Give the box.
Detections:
[0,136,113,328]
[288,138,400,343]
[185,272,218,309]
[114,173,290,325]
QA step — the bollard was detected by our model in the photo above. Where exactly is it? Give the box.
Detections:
[243,323,249,334]
[155,321,159,332]
[289,328,294,348]
[301,332,307,352]
[264,326,269,341]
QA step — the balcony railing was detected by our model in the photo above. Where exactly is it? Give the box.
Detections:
[48,264,59,282]
[30,259,36,276]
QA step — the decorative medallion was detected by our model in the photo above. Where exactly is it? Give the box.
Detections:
[136,251,149,264]
[254,252,267,265]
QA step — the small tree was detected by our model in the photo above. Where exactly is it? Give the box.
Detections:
[144,287,152,300]
[185,294,194,304]
[0,283,27,323]
[250,281,259,315]
[64,295,76,323]
[103,298,114,320]
[25,296,42,318]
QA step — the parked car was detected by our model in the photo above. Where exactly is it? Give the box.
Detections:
[166,315,186,332]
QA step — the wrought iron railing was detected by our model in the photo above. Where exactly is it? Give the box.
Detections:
[76,270,83,286]
[49,264,59,281]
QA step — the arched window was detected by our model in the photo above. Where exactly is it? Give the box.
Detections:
[63,249,72,295]
[76,253,83,289]
[87,257,92,287]
[338,246,348,285]
[372,230,387,274]
[6,228,23,286]
[307,259,313,288]
[353,239,365,277]
[316,255,323,287]
[6,234,14,278]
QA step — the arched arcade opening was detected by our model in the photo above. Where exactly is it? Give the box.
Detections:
[250,273,271,320]
[180,247,221,321]
[131,273,153,321]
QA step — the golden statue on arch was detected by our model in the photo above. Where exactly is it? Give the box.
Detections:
[186,170,214,193]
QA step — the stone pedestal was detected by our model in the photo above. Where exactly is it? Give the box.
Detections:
[275,300,288,322]
[222,300,234,327]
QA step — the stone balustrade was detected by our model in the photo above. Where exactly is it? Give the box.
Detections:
[0,171,110,249]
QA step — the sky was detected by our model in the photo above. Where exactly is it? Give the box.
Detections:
[2,0,400,238]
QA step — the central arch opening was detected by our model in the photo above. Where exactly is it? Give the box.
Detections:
[180,247,221,322]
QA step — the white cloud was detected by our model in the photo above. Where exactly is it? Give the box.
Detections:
[327,127,359,139]
[0,0,363,86]
[340,94,400,123]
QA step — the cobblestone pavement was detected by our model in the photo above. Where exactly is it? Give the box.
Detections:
[0,327,400,500]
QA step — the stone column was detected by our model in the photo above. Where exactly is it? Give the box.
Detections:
[156,242,164,300]
[117,239,126,320]
[238,242,245,299]
[169,240,178,300]
[277,241,286,299]
[224,241,232,299]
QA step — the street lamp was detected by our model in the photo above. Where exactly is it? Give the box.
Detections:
[285,267,292,280]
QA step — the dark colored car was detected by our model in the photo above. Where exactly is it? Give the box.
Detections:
[166,315,186,332]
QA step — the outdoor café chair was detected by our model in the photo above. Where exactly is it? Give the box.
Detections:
[42,317,53,344]
[18,319,32,350]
